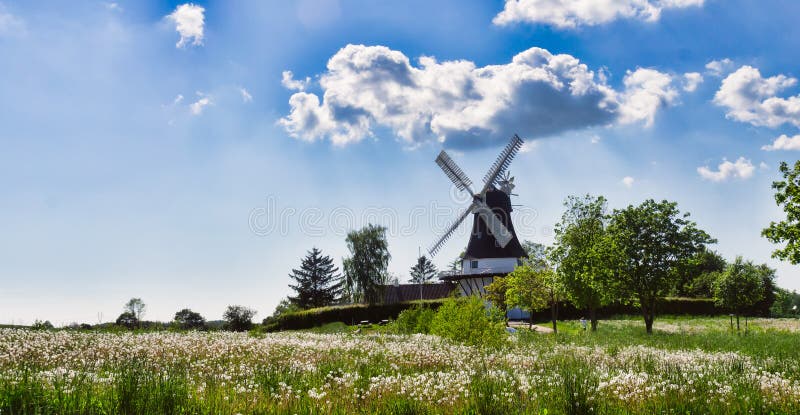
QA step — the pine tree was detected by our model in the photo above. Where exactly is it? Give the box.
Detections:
[409,255,438,284]
[288,248,342,309]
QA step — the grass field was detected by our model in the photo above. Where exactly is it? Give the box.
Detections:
[1,316,799,414]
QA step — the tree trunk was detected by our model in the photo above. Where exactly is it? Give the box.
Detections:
[642,300,654,334]
[551,302,558,334]
[736,314,740,332]
[528,309,533,330]
[589,306,598,332]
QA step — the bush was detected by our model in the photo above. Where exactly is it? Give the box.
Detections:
[430,296,507,348]
[264,299,446,332]
[394,305,436,334]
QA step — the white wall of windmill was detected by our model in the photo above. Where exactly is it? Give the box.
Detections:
[460,257,519,275]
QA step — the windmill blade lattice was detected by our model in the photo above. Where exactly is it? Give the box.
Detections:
[481,134,523,193]
[428,201,477,256]
[435,151,474,194]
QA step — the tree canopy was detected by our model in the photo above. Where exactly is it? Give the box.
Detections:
[763,160,800,263]
[174,308,205,330]
[713,257,764,331]
[409,255,438,284]
[223,305,256,332]
[342,224,391,304]
[288,247,342,309]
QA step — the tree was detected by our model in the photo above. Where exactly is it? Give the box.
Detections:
[748,263,778,317]
[409,255,438,284]
[342,224,391,304]
[448,250,465,272]
[606,199,715,334]
[174,308,206,330]
[484,276,509,322]
[672,248,727,297]
[124,298,146,324]
[115,311,137,329]
[763,161,800,263]
[223,305,257,332]
[288,248,342,309]
[550,195,612,331]
[521,240,547,266]
[505,264,562,333]
[713,257,764,332]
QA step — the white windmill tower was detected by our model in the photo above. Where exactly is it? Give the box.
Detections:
[429,134,527,296]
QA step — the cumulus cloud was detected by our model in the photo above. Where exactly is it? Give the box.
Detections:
[705,58,734,77]
[622,176,635,188]
[492,0,704,28]
[189,93,212,115]
[240,87,253,103]
[166,3,205,48]
[682,72,703,92]
[697,157,755,182]
[280,44,681,147]
[617,68,679,127]
[762,134,800,151]
[714,66,800,128]
[281,71,311,92]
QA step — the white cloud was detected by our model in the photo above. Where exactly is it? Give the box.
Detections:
[760,161,769,170]
[617,68,679,127]
[697,157,755,182]
[590,134,601,144]
[281,71,311,92]
[714,66,800,128]
[166,3,205,48]
[240,88,253,103]
[173,94,184,105]
[280,44,681,146]
[189,93,212,115]
[104,2,123,12]
[492,0,704,28]
[622,176,635,188]
[762,134,800,151]
[705,58,734,77]
[682,72,703,92]
[0,5,24,36]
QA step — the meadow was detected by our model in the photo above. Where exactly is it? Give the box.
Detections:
[1,317,799,414]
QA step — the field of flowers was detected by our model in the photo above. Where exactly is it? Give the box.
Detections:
[1,317,799,414]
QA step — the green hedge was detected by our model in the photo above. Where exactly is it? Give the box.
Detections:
[527,297,719,322]
[264,300,447,332]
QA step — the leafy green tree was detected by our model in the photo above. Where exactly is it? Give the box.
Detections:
[430,296,506,347]
[409,255,438,284]
[672,248,727,297]
[550,195,611,331]
[31,320,54,330]
[342,224,391,304]
[174,308,205,330]
[521,240,548,265]
[763,161,800,263]
[223,305,257,332]
[748,263,777,317]
[115,311,137,329]
[606,199,715,334]
[484,276,509,321]
[288,248,342,309]
[713,257,764,331]
[448,250,465,272]
[124,298,146,324]
[506,264,563,333]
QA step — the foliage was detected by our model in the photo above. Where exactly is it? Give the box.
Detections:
[173,308,206,330]
[30,320,54,330]
[115,311,138,329]
[771,288,800,317]
[672,248,727,297]
[288,247,343,309]
[448,249,465,272]
[606,199,715,334]
[223,305,257,332]
[762,160,800,263]
[550,195,612,331]
[713,257,764,331]
[394,305,437,334]
[265,299,447,331]
[124,298,146,323]
[484,276,509,316]
[506,264,563,332]
[429,296,506,348]
[409,255,438,284]
[342,224,391,304]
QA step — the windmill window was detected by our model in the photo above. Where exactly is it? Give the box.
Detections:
[471,260,478,269]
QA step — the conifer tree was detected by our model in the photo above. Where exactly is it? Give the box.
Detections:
[288,248,342,309]
[409,256,438,284]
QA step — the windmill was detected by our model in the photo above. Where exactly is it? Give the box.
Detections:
[429,134,527,297]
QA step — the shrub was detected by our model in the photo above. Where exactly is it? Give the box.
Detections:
[394,305,436,334]
[430,296,506,348]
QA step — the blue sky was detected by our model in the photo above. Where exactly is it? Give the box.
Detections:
[1,0,799,325]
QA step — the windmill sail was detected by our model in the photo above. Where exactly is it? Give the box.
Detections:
[435,151,474,193]
[481,134,523,193]
[429,201,477,256]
